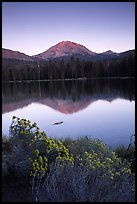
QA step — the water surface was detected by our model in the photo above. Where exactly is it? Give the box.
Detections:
[2,78,135,148]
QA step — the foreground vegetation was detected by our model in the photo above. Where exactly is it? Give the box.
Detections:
[2,116,135,202]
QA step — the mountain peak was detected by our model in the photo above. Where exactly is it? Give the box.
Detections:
[106,50,113,53]
[34,41,97,60]
[58,40,81,46]
[54,40,80,49]
[103,50,114,54]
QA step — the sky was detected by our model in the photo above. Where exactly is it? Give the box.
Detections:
[2,2,135,56]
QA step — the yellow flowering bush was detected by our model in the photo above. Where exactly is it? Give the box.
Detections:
[9,117,134,202]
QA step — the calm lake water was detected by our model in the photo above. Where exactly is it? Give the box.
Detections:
[2,78,135,148]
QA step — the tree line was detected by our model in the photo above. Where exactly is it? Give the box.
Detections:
[2,54,135,81]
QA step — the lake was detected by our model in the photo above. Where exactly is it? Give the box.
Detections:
[2,78,135,148]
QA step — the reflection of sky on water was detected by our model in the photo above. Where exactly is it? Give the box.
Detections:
[2,98,135,148]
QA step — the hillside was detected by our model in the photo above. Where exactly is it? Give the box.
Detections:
[2,48,34,61]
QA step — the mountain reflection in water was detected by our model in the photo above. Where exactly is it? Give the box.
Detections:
[2,78,135,114]
[2,78,135,148]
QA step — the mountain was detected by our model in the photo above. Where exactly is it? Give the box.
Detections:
[33,41,97,60]
[118,49,135,59]
[2,42,135,62]
[33,41,134,61]
[2,48,35,61]
[94,50,119,61]
[102,50,117,55]
[101,50,119,57]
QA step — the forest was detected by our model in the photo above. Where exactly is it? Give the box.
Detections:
[2,53,135,81]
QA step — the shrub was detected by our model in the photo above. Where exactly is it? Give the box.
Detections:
[4,117,135,202]
[8,116,73,176]
[32,137,135,202]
